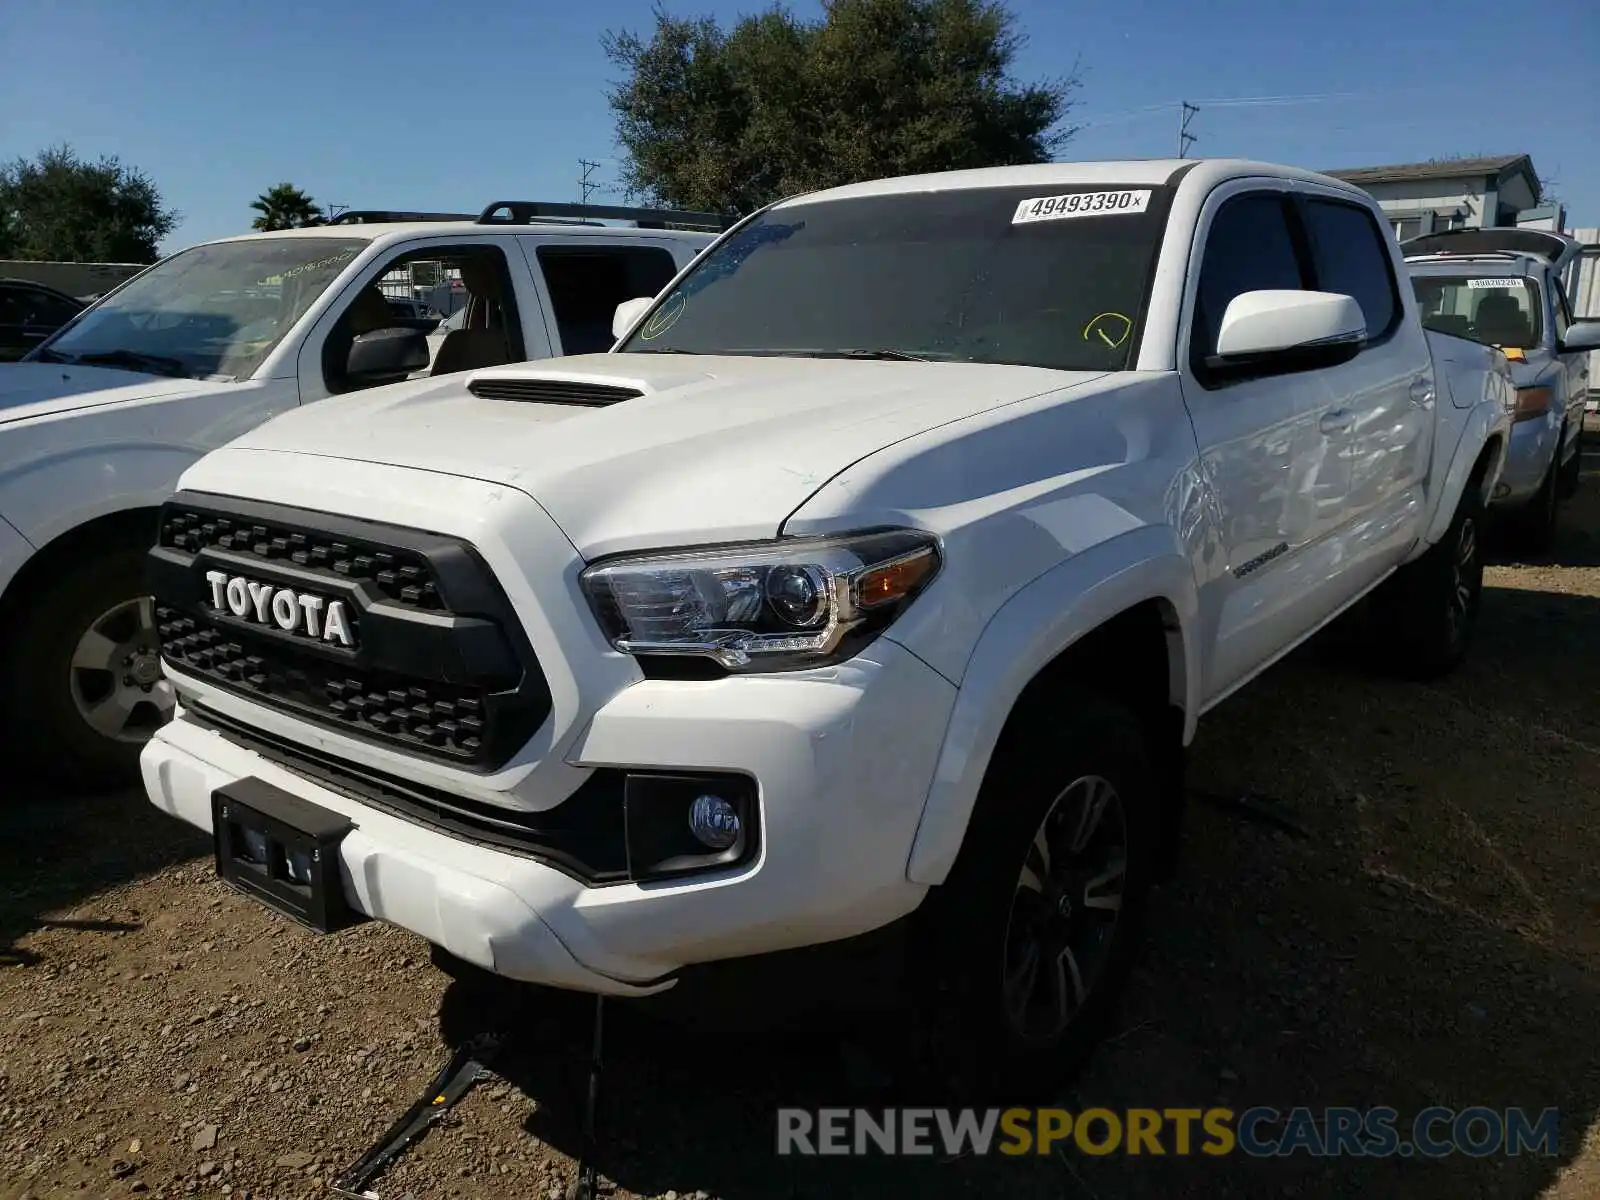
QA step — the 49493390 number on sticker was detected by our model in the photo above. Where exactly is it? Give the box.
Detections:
[1012,189,1152,224]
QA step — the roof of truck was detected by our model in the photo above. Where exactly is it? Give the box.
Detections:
[772,158,1366,207]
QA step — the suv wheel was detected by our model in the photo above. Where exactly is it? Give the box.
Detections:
[1373,478,1484,680]
[918,691,1158,1100]
[3,544,174,793]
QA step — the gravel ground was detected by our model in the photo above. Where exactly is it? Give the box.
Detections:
[5,421,1600,1200]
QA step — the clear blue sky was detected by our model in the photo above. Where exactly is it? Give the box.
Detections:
[3,0,1596,255]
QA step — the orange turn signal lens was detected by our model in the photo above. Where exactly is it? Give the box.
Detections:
[854,546,938,609]
[1512,386,1551,423]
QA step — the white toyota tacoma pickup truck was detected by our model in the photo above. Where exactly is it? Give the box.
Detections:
[140,159,1512,1096]
[0,201,717,791]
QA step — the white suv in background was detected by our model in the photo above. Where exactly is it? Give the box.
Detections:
[0,201,720,791]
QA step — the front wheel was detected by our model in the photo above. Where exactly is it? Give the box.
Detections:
[2,544,175,793]
[915,691,1159,1101]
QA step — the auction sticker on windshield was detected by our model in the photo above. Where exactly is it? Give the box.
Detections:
[1013,190,1152,224]
[1467,278,1524,289]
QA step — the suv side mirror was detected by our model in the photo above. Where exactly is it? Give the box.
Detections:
[347,326,430,381]
[1212,289,1366,371]
[612,296,655,341]
[1558,320,1600,354]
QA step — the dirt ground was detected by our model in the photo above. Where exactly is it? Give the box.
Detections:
[5,422,1600,1200]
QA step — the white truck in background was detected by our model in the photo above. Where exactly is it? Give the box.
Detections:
[0,201,720,791]
[141,159,1512,1097]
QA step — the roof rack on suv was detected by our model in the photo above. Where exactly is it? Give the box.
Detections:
[327,210,479,225]
[475,200,735,232]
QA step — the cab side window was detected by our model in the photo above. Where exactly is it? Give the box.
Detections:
[321,245,525,393]
[1189,192,1307,380]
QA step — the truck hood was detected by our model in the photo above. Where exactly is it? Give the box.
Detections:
[228,353,1100,557]
[0,361,214,425]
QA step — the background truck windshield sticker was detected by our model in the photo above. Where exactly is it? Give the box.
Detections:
[1467,278,1522,289]
[1012,190,1152,224]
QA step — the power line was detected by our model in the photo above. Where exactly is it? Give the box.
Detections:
[578,159,604,206]
[1178,102,1200,158]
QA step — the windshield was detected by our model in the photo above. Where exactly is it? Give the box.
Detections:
[615,183,1172,371]
[1412,274,1543,351]
[32,237,369,379]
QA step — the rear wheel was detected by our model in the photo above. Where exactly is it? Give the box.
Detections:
[1372,479,1484,680]
[2,544,175,793]
[915,691,1158,1101]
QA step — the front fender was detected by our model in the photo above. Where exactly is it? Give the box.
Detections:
[0,439,206,552]
[901,523,1199,886]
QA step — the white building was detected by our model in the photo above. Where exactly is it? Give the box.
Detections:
[1324,155,1560,241]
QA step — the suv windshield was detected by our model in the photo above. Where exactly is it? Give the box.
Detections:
[32,237,368,379]
[615,183,1171,371]
[1412,273,1543,351]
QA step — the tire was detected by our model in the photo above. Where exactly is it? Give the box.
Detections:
[913,690,1159,1102]
[1372,478,1485,681]
[1507,437,1561,556]
[1,543,175,793]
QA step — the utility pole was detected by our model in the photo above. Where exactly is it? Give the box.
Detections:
[578,159,603,206]
[1177,102,1199,158]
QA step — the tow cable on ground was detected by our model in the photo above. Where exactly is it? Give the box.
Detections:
[328,995,608,1200]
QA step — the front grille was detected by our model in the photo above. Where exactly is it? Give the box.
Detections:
[160,508,444,610]
[149,491,551,771]
[156,610,492,757]
[466,377,642,406]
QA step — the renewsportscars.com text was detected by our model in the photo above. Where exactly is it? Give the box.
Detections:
[776,1106,1560,1158]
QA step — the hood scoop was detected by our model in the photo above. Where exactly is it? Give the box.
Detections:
[466,375,644,406]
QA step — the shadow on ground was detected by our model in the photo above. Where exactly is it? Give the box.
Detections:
[0,784,205,967]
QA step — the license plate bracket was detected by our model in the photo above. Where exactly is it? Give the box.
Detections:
[212,777,365,934]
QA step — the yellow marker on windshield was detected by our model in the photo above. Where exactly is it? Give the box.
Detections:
[1502,346,1526,361]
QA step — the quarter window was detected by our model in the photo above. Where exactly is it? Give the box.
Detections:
[1303,198,1399,341]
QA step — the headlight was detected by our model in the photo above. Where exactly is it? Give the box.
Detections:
[580,528,942,671]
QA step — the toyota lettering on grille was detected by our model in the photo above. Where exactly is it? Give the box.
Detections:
[203,570,356,648]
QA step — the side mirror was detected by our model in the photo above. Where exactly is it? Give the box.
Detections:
[1212,290,1366,372]
[346,326,430,381]
[1558,320,1600,354]
[612,296,655,341]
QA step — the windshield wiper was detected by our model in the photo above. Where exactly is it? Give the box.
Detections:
[69,349,191,378]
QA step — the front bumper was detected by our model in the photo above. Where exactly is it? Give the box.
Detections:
[143,637,954,995]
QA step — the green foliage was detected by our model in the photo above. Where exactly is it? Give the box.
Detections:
[0,144,177,263]
[250,183,325,231]
[603,0,1079,215]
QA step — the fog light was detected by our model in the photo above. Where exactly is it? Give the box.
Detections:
[688,794,741,850]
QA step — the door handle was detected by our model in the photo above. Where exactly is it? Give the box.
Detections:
[1408,375,1434,406]
[1319,408,1354,434]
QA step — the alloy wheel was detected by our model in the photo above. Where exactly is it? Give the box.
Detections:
[1448,516,1479,638]
[1001,774,1128,1042]
[68,596,175,744]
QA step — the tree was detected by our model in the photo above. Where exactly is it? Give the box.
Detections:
[0,144,177,263]
[602,0,1079,216]
[250,183,324,231]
